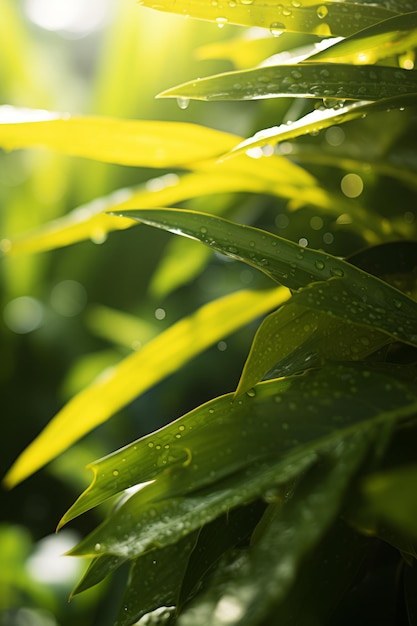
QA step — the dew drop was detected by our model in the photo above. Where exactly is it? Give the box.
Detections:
[246,388,256,398]
[316,5,328,18]
[112,469,119,477]
[148,442,154,448]
[315,260,325,270]
[94,543,101,551]
[216,16,228,27]
[393,299,402,309]
[176,97,190,111]
[330,267,344,277]
[90,229,107,244]
[270,21,285,36]
[209,408,215,414]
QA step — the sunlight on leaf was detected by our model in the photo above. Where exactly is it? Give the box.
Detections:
[229,94,417,156]
[0,107,238,167]
[139,0,396,37]
[307,11,417,65]
[3,287,288,489]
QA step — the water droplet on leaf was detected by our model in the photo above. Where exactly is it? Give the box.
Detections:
[270,21,285,36]
[176,97,190,110]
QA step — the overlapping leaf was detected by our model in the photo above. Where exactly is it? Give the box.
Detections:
[229,94,417,156]
[236,241,417,393]
[4,286,288,488]
[236,300,389,394]
[1,141,328,256]
[307,11,417,64]
[178,430,373,626]
[114,209,417,347]
[63,362,417,532]
[114,533,198,626]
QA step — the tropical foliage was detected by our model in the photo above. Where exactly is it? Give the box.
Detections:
[2,0,417,624]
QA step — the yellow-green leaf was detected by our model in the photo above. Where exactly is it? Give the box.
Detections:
[0,106,238,167]
[3,286,288,488]
[139,0,396,37]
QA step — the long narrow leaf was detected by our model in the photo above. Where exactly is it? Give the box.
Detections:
[3,287,288,489]
[158,63,417,102]
[140,0,396,37]
[308,11,417,64]
[178,430,373,626]
[0,107,238,167]
[63,362,417,529]
[229,94,417,155]
[114,209,417,346]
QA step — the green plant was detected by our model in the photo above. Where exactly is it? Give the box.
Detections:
[2,0,417,624]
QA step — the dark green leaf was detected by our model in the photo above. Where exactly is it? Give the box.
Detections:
[158,63,417,103]
[71,554,127,598]
[363,464,417,539]
[236,299,389,394]
[114,533,198,626]
[65,363,417,555]
[115,209,417,347]
[178,430,373,626]
[266,519,371,626]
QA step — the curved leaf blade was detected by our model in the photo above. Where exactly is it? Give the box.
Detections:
[114,533,198,626]
[236,299,389,395]
[158,63,417,102]
[2,152,322,257]
[229,94,417,155]
[140,0,395,37]
[0,107,238,167]
[307,11,417,64]
[115,209,417,346]
[3,287,287,489]
[178,430,373,626]
[64,362,417,531]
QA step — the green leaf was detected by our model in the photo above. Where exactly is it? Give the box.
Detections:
[140,0,396,37]
[177,430,375,626]
[4,287,287,489]
[116,209,417,346]
[1,151,323,257]
[0,107,238,167]
[63,363,417,531]
[179,502,266,608]
[236,300,389,394]
[237,241,417,393]
[363,464,417,539]
[307,11,417,65]
[267,519,371,626]
[114,533,198,626]
[229,94,417,156]
[158,63,417,103]
[71,554,127,598]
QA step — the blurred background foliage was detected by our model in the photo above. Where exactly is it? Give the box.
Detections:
[0,0,416,624]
